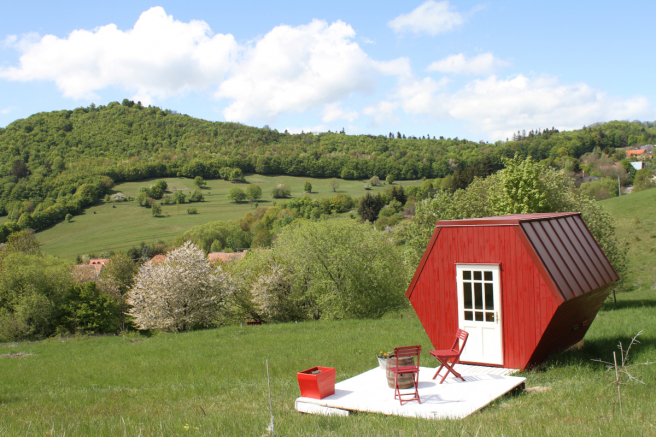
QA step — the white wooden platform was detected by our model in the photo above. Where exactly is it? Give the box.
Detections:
[295,364,525,420]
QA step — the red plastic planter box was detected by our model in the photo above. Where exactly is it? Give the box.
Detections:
[297,367,336,399]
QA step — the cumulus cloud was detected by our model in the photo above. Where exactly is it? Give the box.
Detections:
[395,74,652,139]
[395,77,450,117]
[217,19,392,121]
[0,106,16,115]
[0,9,407,121]
[363,101,400,127]
[388,1,464,36]
[284,125,327,134]
[0,7,239,101]
[322,102,359,123]
[427,53,510,76]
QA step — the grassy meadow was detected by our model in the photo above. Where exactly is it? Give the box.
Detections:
[0,288,654,437]
[1,185,655,436]
[599,187,656,291]
[35,175,422,261]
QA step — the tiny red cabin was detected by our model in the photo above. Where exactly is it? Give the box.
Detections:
[406,212,618,370]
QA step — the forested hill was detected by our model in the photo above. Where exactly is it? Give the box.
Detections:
[1,99,655,237]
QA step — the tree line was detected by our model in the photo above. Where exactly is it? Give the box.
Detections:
[1,98,654,236]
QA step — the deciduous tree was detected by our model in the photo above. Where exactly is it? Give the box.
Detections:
[126,242,232,331]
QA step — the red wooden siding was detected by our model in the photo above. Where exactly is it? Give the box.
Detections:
[408,225,559,370]
[408,213,619,370]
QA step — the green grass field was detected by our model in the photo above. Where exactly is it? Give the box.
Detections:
[2,187,654,436]
[599,187,656,291]
[0,288,654,437]
[35,175,422,261]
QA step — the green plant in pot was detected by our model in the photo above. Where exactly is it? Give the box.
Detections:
[377,351,394,369]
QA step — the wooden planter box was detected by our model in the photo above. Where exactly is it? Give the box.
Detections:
[297,367,336,399]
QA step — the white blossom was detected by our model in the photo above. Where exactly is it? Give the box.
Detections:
[126,241,228,331]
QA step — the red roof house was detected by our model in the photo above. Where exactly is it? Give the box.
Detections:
[88,259,108,273]
[406,212,618,370]
[145,254,167,266]
[625,149,646,157]
[208,251,247,265]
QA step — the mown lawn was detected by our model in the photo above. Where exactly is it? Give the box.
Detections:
[0,286,655,437]
[35,175,422,261]
[599,187,656,291]
[3,184,654,436]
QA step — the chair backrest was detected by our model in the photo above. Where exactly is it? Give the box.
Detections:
[393,345,421,368]
[450,329,469,354]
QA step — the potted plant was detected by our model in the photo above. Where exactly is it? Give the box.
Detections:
[297,367,336,399]
[378,351,415,388]
[377,351,394,369]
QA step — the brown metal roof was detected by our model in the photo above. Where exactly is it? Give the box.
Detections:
[427,212,618,303]
[435,212,578,227]
[519,214,618,302]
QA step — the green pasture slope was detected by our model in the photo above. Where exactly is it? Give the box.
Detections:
[36,175,422,260]
[599,187,656,289]
[0,189,654,436]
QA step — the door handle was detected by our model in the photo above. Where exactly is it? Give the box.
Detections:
[495,312,498,324]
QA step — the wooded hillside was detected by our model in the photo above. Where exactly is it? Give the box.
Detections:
[1,99,654,237]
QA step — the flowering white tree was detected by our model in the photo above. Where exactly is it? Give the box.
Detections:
[250,263,294,322]
[126,241,230,331]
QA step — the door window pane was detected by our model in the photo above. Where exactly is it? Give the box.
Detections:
[474,283,483,309]
[475,312,484,321]
[473,271,482,280]
[485,283,494,310]
[484,271,493,281]
[485,312,495,322]
[464,311,473,321]
[463,271,471,280]
[463,283,472,309]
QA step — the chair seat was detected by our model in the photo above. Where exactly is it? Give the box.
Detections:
[430,329,469,384]
[429,349,459,358]
[389,365,418,374]
[391,345,421,405]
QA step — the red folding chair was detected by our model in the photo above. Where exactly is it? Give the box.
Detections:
[389,345,421,405]
[429,329,469,384]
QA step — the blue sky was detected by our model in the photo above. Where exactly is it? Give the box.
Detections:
[1,0,655,141]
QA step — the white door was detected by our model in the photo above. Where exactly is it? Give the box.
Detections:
[456,264,503,365]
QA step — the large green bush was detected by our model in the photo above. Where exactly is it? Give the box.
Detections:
[404,154,627,285]
[0,251,72,341]
[60,282,121,334]
[229,219,408,322]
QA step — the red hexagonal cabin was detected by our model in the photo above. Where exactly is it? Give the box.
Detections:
[406,212,618,370]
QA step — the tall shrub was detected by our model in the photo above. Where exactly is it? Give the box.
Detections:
[126,242,232,331]
[404,154,627,284]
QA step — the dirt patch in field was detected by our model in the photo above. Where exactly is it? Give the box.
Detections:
[0,353,34,358]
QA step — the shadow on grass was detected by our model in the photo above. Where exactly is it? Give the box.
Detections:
[601,298,656,311]
[533,333,656,372]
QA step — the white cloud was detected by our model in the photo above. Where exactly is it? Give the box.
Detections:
[388,1,464,36]
[284,125,327,134]
[395,74,652,139]
[217,19,402,122]
[395,77,450,117]
[427,53,510,76]
[0,9,408,121]
[363,101,400,127]
[322,102,359,123]
[0,106,16,115]
[0,7,239,101]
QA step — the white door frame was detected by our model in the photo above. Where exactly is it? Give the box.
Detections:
[456,264,503,366]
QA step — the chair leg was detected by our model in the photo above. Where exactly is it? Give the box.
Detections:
[439,361,465,384]
[432,363,445,380]
[395,371,421,406]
